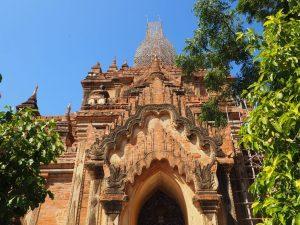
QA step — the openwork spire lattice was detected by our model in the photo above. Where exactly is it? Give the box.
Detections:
[134,22,176,66]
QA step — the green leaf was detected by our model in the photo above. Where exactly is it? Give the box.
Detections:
[0,107,64,223]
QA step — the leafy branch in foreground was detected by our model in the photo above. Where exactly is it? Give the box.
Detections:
[0,107,64,224]
[241,1,300,224]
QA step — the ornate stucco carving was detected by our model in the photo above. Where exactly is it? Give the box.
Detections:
[123,130,196,184]
[86,104,222,194]
[89,104,221,162]
[194,159,219,191]
[87,138,104,160]
[105,165,126,194]
[185,106,195,125]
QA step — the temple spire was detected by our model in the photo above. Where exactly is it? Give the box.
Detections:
[134,21,176,66]
[62,103,71,122]
[66,103,71,116]
[107,57,118,72]
[91,62,102,74]
[16,85,40,115]
[121,60,129,69]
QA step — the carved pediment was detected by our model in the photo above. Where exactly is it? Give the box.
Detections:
[90,104,220,191]
[92,104,222,194]
[97,104,220,162]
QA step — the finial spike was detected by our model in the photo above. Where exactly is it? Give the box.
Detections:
[16,85,40,115]
[121,59,129,69]
[91,61,102,74]
[66,103,71,115]
[33,85,38,96]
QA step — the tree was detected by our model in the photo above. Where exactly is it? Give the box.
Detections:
[199,99,227,128]
[180,0,299,224]
[176,0,259,127]
[0,107,64,224]
[240,1,300,224]
[237,0,290,23]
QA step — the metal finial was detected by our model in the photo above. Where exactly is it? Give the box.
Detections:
[66,103,71,115]
[33,85,38,95]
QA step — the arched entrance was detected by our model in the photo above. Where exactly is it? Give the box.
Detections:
[118,160,199,225]
[138,190,185,225]
[95,105,221,225]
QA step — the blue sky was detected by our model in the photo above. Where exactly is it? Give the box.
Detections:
[0,0,198,115]
[0,1,262,115]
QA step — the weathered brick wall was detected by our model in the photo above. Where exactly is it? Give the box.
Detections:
[36,173,73,225]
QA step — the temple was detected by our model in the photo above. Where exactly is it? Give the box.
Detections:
[20,22,261,225]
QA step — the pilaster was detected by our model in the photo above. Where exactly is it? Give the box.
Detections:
[65,145,86,225]
[99,194,128,225]
[85,162,104,225]
[193,191,221,225]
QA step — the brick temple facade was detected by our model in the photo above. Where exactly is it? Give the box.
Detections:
[19,22,260,225]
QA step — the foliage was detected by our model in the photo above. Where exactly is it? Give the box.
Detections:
[204,68,228,92]
[176,55,204,77]
[177,0,251,74]
[176,0,258,127]
[237,0,290,23]
[181,0,299,223]
[240,1,300,224]
[0,107,64,224]
[199,99,227,128]
[177,0,294,127]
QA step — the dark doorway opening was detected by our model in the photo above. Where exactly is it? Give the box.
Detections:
[138,190,185,225]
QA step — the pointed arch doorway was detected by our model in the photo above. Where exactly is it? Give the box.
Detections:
[138,190,185,225]
[118,160,196,225]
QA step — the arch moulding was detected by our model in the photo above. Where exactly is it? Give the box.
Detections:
[86,104,222,225]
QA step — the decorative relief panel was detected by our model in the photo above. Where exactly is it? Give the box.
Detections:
[105,165,126,194]
[194,159,219,191]
[116,119,197,184]
[86,104,222,196]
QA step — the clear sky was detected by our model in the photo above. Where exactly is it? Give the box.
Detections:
[0,0,198,115]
